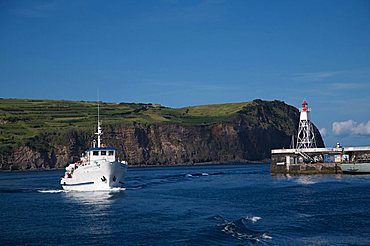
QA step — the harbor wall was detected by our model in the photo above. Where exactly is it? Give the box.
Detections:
[270,147,370,175]
[270,154,341,174]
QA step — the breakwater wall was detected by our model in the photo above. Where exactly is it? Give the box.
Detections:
[270,147,370,175]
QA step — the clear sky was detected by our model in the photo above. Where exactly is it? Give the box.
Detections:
[1,0,370,147]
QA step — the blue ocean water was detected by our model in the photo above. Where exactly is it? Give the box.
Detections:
[1,164,370,245]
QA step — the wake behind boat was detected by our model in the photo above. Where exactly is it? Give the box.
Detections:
[60,110,128,191]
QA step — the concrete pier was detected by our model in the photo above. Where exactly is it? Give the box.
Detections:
[270,146,370,175]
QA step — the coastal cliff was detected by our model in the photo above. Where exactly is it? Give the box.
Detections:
[0,99,324,170]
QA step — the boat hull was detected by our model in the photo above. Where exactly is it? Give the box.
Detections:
[61,161,127,191]
[341,163,370,174]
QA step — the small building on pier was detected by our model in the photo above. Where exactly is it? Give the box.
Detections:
[270,101,370,174]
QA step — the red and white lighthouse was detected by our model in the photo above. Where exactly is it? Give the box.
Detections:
[296,100,317,149]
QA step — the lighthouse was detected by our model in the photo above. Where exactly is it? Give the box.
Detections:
[296,100,317,149]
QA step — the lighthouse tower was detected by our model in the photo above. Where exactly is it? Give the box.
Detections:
[296,100,317,149]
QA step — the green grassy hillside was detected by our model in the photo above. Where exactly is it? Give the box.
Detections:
[0,98,257,154]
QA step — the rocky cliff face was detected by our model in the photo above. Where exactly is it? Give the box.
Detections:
[0,100,324,170]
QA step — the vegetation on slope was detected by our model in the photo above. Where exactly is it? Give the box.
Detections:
[0,98,298,160]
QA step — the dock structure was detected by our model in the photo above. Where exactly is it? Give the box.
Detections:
[270,100,370,174]
[270,146,370,174]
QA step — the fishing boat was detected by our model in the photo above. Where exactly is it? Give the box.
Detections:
[60,108,128,191]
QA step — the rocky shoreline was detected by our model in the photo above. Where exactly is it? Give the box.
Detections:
[0,160,270,172]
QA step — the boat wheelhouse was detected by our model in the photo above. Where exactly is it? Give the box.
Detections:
[85,147,117,163]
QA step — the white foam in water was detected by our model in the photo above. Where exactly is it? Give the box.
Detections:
[247,216,262,223]
[262,233,272,239]
[201,173,209,176]
[108,187,126,192]
[37,189,67,193]
[37,187,125,193]
[185,174,192,177]
[221,223,235,235]
[297,176,316,185]
[219,216,271,242]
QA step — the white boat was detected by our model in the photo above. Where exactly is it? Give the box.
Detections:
[60,116,128,191]
[341,162,370,174]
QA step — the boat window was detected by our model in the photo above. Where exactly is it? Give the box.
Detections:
[101,151,107,156]
[93,151,99,156]
[108,151,114,156]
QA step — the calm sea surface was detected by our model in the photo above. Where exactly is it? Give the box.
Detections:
[1,164,370,245]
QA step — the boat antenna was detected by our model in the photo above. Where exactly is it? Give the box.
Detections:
[95,89,102,148]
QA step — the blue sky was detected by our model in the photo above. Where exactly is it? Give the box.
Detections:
[1,0,370,146]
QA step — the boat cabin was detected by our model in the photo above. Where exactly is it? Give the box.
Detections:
[87,147,116,162]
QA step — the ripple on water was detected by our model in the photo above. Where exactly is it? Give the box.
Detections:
[214,215,272,242]
[37,189,67,193]
[296,176,317,185]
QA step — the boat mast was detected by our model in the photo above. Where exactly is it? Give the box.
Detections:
[95,95,102,148]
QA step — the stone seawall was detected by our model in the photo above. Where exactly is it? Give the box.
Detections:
[270,161,341,175]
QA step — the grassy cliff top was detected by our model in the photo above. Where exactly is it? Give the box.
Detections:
[0,98,256,128]
[0,98,296,154]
